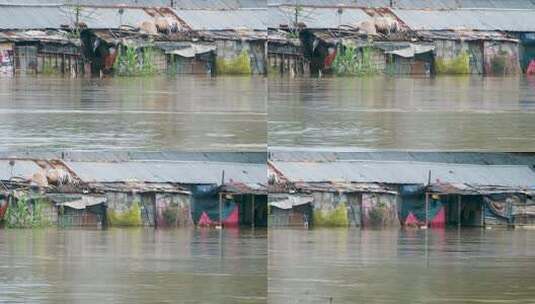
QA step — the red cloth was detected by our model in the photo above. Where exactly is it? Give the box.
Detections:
[222,207,239,227]
[198,211,213,226]
[197,206,239,227]
[323,48,337,69]
[430,207,446,228]
[405,212,419,226]
[527,59,535,75]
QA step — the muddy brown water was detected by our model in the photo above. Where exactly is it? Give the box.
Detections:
[0,228,267,304]
[269,228,535,304]
[0,76,267,152]
[3,75,535,152]
[269,76,535,151]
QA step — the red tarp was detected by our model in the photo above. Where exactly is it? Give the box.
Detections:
[198,206,239,227]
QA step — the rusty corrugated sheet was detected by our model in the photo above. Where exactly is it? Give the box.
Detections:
[393,8,535,32]
[271,160,535,188]
[172,8,269,30]
[65,160,267,185]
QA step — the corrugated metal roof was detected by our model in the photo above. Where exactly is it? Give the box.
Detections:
[173,8,269,30]
[269,6,370,28]
[0,5,70,29]
[0,151,267,163]
[0,160,41,181]
[78,7,152,29]
[267,0,535,9]
[272,160,535,187]
[393,8,535,32]
[0,5,157,30]
[66,161,266,184]
[269,150,535,166]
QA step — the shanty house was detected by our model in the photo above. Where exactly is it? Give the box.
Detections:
[391,9,534,75]
[64,158,267,228]
[268,151,535,228]
[0,5,83,76]
[172,8,268,75]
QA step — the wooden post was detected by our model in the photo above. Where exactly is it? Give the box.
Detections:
[457,195,461,228]
[219,192,223,228]
[251,194,255,229]
[425,192,429,227]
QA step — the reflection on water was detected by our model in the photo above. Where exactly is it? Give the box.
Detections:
[269,76,535,151]
[269,228,535,304]
[0,76,267,152]
[0,228,267,304]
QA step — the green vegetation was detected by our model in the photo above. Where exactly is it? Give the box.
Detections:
[435,51,470,74]
[332,44,378,76]
[113,45,157,77]
[107,201,142,226]
[313,203,348,227]
[162,206,178,226]
[41,60,58,75]
[367,200,388,226]
[216,50,252,75]
[4,196,51,228]
[490,50,509,75]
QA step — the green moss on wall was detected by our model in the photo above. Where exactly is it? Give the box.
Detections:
[490,51,508,75]
[435,52,470,74]
[216,50,252,75]
[107,201,142,226]
[313,203,348,227]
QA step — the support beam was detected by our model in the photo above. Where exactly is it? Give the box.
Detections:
[219,192,223,228]
[425,192,429,227]
[251,194,255,229]
[457,195,462,229]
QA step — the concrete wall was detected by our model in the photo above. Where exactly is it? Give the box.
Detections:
[215,39,266,74]
[155,193,192,227]
[434,39,483,74]
[106,192,155,226]
[310,191,358,227]
[483,40,521,75]
[361,193,398,227]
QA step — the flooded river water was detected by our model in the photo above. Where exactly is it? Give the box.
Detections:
[0,228,267,304]
[0,76,267,152]
[269,228,535,304]
[269,76,535,151]
[3,75,535,151]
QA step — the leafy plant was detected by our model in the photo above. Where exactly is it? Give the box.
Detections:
[41,60,58,75]
[162,206,178,226]
[114,45,157,77]
[368,201,388,226]
[5,196,50,228]
[332,43,378,76]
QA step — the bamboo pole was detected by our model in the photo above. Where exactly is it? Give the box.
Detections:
[457,195,461,229]
[425,192,429,227]
[251,194,255,229]
[219,192,223,228]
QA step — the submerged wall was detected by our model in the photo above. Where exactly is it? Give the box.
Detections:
[434,40,482,74]
[483,40,521,75]
[155,193,192,228]
[106,192,154,227]
[215,40,265,75]
[309,192,363,227]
